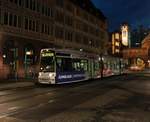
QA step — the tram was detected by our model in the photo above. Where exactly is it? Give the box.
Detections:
[38,48,125,84]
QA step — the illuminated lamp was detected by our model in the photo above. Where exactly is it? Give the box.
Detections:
[3,54,6,58]
[115,33,120,40]
[121,25,129,46]
[26,51,33,55]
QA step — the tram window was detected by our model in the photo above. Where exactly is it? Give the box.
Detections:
[94,61,99,70]
[56,58,62,72]
[81,60,88,71]
[63,58,72,72]
[56,58,88,72]
[40,56,55,72]
[56,57,72,72]
[72,61,80,71]
[72,59,87,72]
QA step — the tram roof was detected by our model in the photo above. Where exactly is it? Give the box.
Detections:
[41,48,99,59]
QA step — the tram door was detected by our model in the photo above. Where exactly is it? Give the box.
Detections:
[89,60,94,78]
[9,48,18,79]
[3,41,18,79]
[24,47,34,79]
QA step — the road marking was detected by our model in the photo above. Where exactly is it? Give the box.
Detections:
[48,100,54,103]
[0,115,8,119]
[47,92,52,95]
[8,106,20,111]
[38,103,44,107]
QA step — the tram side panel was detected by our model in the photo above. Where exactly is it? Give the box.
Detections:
[93,60,101,78]
[55,57,89,84]
[88,59,94,79]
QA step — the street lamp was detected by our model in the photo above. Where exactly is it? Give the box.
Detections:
[148,60,150,68]
[80,48,83,52]
[119,58,122,75]
[3,54,6,58]
[99,54,104,79]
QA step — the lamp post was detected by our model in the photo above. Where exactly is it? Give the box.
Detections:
[25,48,28,78]
[119,58,122,75]
[99,53,104,79]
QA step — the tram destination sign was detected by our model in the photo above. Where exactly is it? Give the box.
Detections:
[41,50,54,57]
[41,53,54,57]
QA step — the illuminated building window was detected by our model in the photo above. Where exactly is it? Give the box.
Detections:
[112,34,115,40]
[112,46,115,54]
[123,31,126,37]
[115,33,119,39]
[112,40,115,45]
[115,49,120,53]
[115,42,120,46]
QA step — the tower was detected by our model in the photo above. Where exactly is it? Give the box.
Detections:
[121,23,131,48]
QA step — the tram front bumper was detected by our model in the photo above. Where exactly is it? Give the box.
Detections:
[38,72,56,84]
[38,77,55,84]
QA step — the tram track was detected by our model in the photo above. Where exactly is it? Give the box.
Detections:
[0,76,123,105]
[0,79,112,105]
[0,74,125,93]
[0,84,35,92]
[0,75,128,120]
[0,87,59,104]
[0,81,113,119]
[0,85,36,97]
[0,74,148,121]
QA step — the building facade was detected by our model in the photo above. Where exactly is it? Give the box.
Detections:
[123,33,150,68]
[142,34,150,68]
[131,26,150,48]
[111,31,122,56]
[0,0,108,79]
[110,23,131,57]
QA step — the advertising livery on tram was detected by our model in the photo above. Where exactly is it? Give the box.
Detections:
[38,48,125,84]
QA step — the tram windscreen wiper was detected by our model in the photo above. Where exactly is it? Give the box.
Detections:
[41,66,53,72]
[40,57,54,72]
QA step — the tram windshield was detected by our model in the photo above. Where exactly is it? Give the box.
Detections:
[40,51,55,72]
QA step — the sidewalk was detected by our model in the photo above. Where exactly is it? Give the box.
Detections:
[0,79,36,91]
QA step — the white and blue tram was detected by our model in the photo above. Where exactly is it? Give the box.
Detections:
[38,48,125,84]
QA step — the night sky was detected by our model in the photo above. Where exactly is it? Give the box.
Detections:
[92,0,150,31]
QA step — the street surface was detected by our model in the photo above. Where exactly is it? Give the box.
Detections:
[0,72,150,122]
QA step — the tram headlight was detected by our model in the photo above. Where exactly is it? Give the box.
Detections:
[40,67,43,71]
[49,73,52,77]
[39,72,42,77]
[49,73,55,78]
